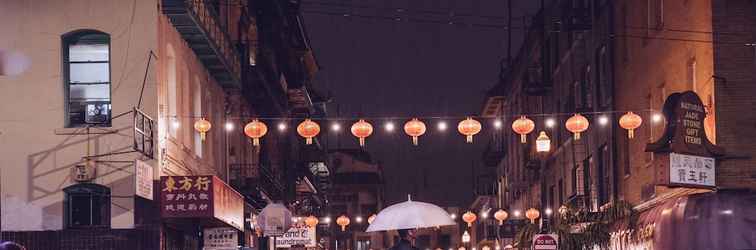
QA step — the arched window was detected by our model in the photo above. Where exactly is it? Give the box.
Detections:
[63,183,111,228]
[62,30,111,127]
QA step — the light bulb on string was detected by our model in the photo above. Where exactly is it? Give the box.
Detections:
[545,118,556,128]
[493,119,503,129]
[277,122,287,131]
[225,122,235,131]
[545,208,553,216]
[513,210,521,217]
[598,115,609,126]
[331,123,341,132]
[438,121,448,131]
[355,216,363,223]
[385,122,395,132]
[652,113,663,123]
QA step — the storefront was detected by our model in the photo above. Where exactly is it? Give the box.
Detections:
[160,175,245,250]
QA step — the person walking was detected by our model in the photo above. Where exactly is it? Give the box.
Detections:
[389,229,419,250]
[0,241,25,250]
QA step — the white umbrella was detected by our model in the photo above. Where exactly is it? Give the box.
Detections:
[366,196,455,232]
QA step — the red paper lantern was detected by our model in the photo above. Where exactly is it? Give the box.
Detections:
[525,208,540,224]
[565,114,589,140]
[305,215,319,228]
[462,211,477,227]
[297,119,320,144]
[336,215,350,231]
[457,117,482,143]
[244,119,267,146]
[511,116,535,143]
[350,119,374,147]
[494,209,509,225]
[404,118,427,146]
[619,112,643,139]
[193,118,212,141]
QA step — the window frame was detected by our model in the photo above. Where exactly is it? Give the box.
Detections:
[63,183,111,229]
[62,29,112,128]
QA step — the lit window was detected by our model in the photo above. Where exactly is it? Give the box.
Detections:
[63,30,111,127]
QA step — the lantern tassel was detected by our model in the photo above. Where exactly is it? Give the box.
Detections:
[412,136,418,146]
[628,129,635,139]
[200,132,206,141]
[520,134,527,144]
[341,225,346,231]
[466,135,473,143]
[359,138,365,147]
[253,138,260,146]
[306,137,312,145]
[574,132,581,140]
[467,222,472,227]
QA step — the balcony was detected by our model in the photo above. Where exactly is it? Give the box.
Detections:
[229,164,284,201]
[161,0,241,87]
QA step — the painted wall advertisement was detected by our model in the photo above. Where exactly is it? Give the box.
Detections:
[275,227,317,248]
[203,227,238,250]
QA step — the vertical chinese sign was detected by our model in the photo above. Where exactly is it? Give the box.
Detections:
[160,175,244,230]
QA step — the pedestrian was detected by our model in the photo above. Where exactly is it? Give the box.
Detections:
[389,229,419,250]
[0,241,25,250]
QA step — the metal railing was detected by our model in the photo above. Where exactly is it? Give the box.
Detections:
[185,0,241,78]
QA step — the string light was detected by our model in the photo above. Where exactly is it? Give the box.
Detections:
[545,118,556,128]
[493,119,502,129]
[450,213,457,219]
[437,121,448,131]
[225,122,235,131]
[277,122,287,131]
[513,210,521,217]
[331,123,341,132]
[598,115,609,126]
[545,208,553,216]
[323,216,332,223]
[652,113,663,123]
[355,216,363,223]
[385,122,395,132]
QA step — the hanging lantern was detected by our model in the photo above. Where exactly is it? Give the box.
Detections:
[511,116,535,143]
[565,114,590,140]
[536,131,551,152]
[462,211,477,227]
[403,118,427,146]
[457,117,482,143]
[493,209,509,225]
[619,112,643,139]
[244,119,268,146]
[193,118,212,141]
[297,119,321,144]
[336,215,350,231]
[525,208,540,224]
[305,215,319,228]
[350,119,374,147]
[367,214,377,225]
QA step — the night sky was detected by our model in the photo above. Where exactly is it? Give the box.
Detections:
[302,0,540,208]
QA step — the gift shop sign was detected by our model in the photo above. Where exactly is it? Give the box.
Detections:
[646,91,724,188]
[160,175,244,230]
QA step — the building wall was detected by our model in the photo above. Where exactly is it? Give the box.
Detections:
[613,0,719,204]
[0,0,249,232]
[0,0,159,231]
[710,0,756,190]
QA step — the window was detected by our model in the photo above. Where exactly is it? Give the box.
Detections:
[597,145,610,206]
[167,44,178,138]
[63,30,111,127]
[64,183,110,228]
[193,77,203,158]
[356,238,371,250]
[597,46,611,107]
[648,0,664,29]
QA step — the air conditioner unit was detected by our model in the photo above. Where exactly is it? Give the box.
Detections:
[85,102,111,124]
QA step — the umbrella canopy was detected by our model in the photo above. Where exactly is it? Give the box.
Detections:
[366,196,455,232]
[258,203,293,236]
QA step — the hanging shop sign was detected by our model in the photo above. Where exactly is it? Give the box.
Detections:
[203,227,239,250]
[670,153,715,187]
[160,175,244,230]
[135,159,153,200]
[646,91,724,188]
[275,226,317,248]
[258,203,293,237]
[532,234,558,250]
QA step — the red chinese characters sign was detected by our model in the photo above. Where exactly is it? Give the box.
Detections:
[161,176,215,218]
[160,175,244,230]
